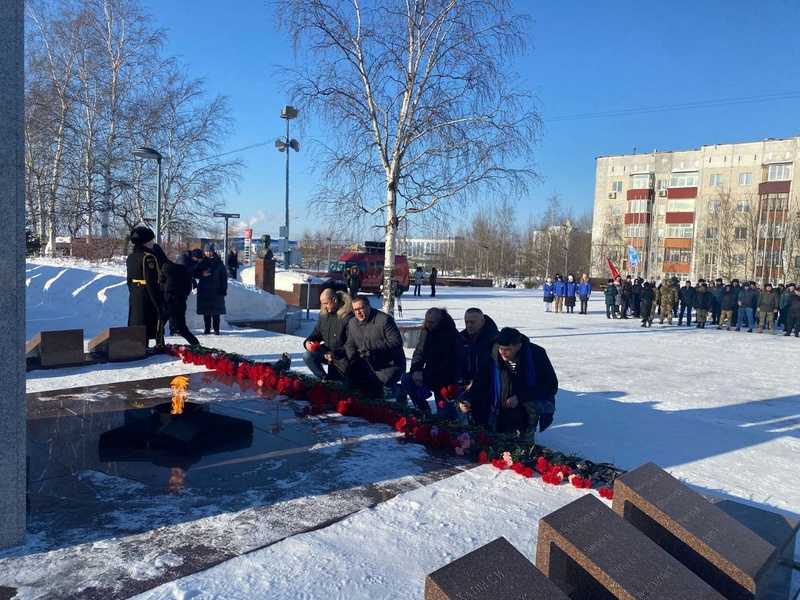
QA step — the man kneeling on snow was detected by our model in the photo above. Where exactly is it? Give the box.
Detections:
[490,327,558,445]
[302,287,353,380]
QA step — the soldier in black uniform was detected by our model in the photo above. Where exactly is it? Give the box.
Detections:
[126,226,168,348]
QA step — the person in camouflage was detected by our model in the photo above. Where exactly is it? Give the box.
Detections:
[658,279,678,325]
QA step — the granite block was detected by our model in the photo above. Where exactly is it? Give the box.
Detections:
[87,326,146,361]
[25,329,86,368]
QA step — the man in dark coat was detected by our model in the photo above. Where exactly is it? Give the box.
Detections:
[302,288,353,380]
[717,284,738,330]
[161,259,200,346]
[640,281,655,327]
[226,248,239,280]
[693,283,712,328]
[490,327,558,445]
[344,295,405,397]
[400,308,458,412]
[736,281,757,332]
[784,286,800,337]
[429,267,438,297]
[126,226,167,347]
[195,243,227,335]
[678,280,696,326]
[456,308,499,426]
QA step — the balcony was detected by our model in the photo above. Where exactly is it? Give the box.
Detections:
[667,187,698,199]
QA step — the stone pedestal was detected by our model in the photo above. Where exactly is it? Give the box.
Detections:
[0,0,26,549]
[254,258,275,294]
[26,329,87,368]
[88,326,147,361]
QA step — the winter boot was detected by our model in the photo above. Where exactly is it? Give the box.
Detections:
[273,352,292,373]
[700,322,705,328]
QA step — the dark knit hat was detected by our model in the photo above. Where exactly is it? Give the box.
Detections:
[130,226,155,245]
[190,249,203,260]
[204,243,215,253]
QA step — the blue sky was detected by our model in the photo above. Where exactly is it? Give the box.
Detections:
[141,0,800,239]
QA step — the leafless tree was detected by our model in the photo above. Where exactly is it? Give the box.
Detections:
[276,0,542,312]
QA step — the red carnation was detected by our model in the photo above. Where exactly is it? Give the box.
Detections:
[599,488,614,500]
[478,451,489,464]
[309,341,321,352]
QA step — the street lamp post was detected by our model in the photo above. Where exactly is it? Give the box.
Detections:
[481,245,489,279]
[326,236,332,271]
[132,146,163,244]
[563,246,569,275]
[275,106,299,268]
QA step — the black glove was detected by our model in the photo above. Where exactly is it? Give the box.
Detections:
[539,413,554,432]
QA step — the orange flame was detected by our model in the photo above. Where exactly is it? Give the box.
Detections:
[170,376,190,415]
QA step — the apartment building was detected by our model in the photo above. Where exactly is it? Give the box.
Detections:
[591,136,800,283]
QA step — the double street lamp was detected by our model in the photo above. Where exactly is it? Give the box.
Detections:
[275,106,300,268]
[132,146,163,244]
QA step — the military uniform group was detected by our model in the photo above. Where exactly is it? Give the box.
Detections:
[302,288,558,444]
[598,275,800,335]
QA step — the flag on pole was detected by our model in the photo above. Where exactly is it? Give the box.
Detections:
[606,257,619,279]
[627,245,640,268]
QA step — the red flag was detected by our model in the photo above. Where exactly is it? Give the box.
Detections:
[606,257,619,279]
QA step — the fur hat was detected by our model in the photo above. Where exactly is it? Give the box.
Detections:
[130,226,155,245]
[204,243,216,253]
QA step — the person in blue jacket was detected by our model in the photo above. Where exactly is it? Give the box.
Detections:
[604,279,619,319]
[577,273,592,315]
[542,277,555,312]
[564,274,577,313]
[552,273,566,313]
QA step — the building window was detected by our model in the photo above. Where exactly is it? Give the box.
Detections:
[627,199,649,213]
[767,163,792,181]
[664,249,692,263]
[657,179,668,190]
[764,193,789,210]
[706,227,718,239]
[665,225,694,238]
[733,254,746,266]
[669,171,699,187]
[795,256,800,269]
[667,198,695,212]
[625,224,647,238]
[739,172,752,185]
[757,250,783,266]
[611,204,621,216]
[734,227,747,240]
[709,174,723,187]
[760,223,786,239]
[708,200,721,214]
[736,200,750,213]
[630,173,652,189]
[704,253,717,266]
[611,181,623,192]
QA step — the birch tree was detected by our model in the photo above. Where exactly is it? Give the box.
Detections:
[276,0,542,312]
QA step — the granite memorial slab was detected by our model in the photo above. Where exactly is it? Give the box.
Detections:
[25,329,86,368]
[536,494,723,599]
[87,326,147,361]
[613,462,779,600]
[254,258,275,294]
[425,536,569,600]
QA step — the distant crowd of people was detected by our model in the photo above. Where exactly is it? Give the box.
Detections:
[600,275,800,335]
[303,287,558,445]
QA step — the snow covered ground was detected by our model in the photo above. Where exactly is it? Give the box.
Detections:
[14,258,800,599]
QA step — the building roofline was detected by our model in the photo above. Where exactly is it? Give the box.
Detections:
[595,134,800,160]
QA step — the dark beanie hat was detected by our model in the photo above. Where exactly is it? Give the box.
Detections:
[204,243,215,253]
[190,249,203,260]
[130,226,155,245]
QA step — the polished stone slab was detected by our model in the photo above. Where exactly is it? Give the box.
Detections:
[426,537,568,599]
[613,462,779,600]
[88,326,147,361]
[536,494,723,599]
[26,329,88,368]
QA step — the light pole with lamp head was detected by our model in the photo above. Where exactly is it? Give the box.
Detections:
[275,106,299,268]
[132,146,163,244]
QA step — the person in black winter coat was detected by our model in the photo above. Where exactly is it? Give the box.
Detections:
[693,283,712,328]
[678,281,696,326]
[717,284,738,330]
[126,226,168,347]
[456,308,499,426]
[344,295,405,397]
[640,282,655,327]
[161,259,200,346]
[631,278,643,318]
[400,308,458,412]
[489,327,558,444]
[784,287,800,337]
[226,248,240,280]
[195,244,227,335]
[302,288,353,380]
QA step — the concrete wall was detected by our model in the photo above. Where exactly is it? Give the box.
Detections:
[0,0,26,548]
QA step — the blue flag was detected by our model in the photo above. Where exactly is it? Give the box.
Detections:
[627,245,640,268]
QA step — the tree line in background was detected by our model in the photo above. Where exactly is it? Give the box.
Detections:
[25,0,241,258]
[298,194,592,284]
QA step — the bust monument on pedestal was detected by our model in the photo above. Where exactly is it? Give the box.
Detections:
[255,234,275,293]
